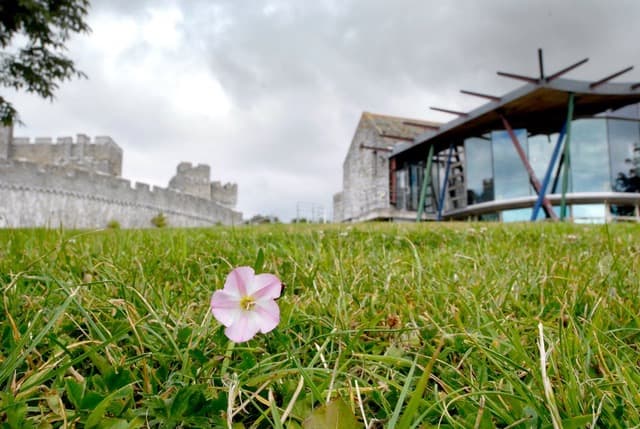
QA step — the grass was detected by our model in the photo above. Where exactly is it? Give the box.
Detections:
[1,222,639,428]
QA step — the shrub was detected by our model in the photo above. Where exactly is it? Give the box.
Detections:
[151,213,168,228]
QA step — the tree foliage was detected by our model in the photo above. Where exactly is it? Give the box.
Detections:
[0,0,91,125]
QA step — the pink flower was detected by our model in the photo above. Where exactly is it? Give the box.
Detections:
[210,266,282,343]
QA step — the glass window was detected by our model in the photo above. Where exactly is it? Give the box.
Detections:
[572,204,606,223]
[502,208,532,222]
[409,164,422,210]
[396,169,408,210]
[480,212,499,221]
[610,204,636,217]
[570,119,610,192]
[528,133,557,183]
[608,118,640,193]
[464,137,494,204]
[492,129,530,200]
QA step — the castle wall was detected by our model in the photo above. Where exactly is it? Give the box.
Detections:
[332,191,343,222]
[168,162,212,199]
[0,161,242,228]
[211,181,238,208]
[10,134,122,176]
[0,125,11,160]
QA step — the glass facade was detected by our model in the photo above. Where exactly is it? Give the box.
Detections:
[608,119,640,192]
[492,129,530,200]
[570,119,610,192]
[528,133,557,182]
[460,103,640,221]
[464,137,493,204]
[393,104,640,220]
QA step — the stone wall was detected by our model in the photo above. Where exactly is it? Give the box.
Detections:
[335,118,391,222]
[211,181,238,208]
[10,134,123,176]
[0,126,241,228]
[168,162,238,207]
[0,125,11,160]
[0,160,242,228]
[332,191,344,222]
[169,162,212,199]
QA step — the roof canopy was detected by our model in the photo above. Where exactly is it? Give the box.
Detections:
[392,78,640,163]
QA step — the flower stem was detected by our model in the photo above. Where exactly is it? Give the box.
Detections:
[220,340,235,376]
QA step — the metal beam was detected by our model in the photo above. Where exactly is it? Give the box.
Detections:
[631,82,640,90]
[500,114,558,219]
[590,66,634,89]
[437,144,454,221]
[403,121,440,130]
[560,94,575,219]
[416,144,435,222]
[538,48,545,81]
[460,90,501,102]
[360,143,392,152]
[496,71,539,84]
[380,133,413,142]
[430,107,469,117]
[531,121,566,221]
[545,58,589,82]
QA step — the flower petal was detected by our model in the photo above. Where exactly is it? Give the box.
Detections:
[253,299,280,334]
[251,273,282,300]
[224,311,262,343]
[210,290,241,327]
[224,266,254,297]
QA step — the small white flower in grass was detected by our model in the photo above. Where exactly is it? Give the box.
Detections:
[211,266,282,343]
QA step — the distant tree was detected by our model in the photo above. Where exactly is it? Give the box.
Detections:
[0,0,91,125]
[245,215,281,225]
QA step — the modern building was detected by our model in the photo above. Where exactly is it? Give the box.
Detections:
[335,53,640,223]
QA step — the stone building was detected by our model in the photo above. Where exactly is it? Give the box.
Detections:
[333,112,440,222]
[0,125,241,228]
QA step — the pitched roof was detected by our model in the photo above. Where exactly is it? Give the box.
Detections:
[362,112,440,142]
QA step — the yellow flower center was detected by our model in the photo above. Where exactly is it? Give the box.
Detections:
[240,295,256,311]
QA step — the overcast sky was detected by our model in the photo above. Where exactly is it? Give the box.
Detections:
[7,0,640,221]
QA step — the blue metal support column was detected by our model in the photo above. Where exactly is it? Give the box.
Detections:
[437,144,454,221]
[560,93,575,220]
[531,122,567,220]
[416,144,435,222]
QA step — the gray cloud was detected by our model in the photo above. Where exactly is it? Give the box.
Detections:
[9,0,640,221]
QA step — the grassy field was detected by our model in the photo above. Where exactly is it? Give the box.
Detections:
[1,222,639,428]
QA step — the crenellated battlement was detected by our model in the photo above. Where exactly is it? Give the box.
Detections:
[0,126,242,227]
[211,181,238,208]
[169,162,238,208]
[11,134,118,146]
[8,130,123,176]
[0,159,241,227]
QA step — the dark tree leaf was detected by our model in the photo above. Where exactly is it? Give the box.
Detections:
[0,0,91,125]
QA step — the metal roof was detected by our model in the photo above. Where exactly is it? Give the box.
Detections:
[391,78,640,163]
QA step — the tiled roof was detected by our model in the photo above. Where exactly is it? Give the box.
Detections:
[363,112,440,141]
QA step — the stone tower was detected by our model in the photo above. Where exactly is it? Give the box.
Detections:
[0,125,11,160]
[168,162,213,199]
